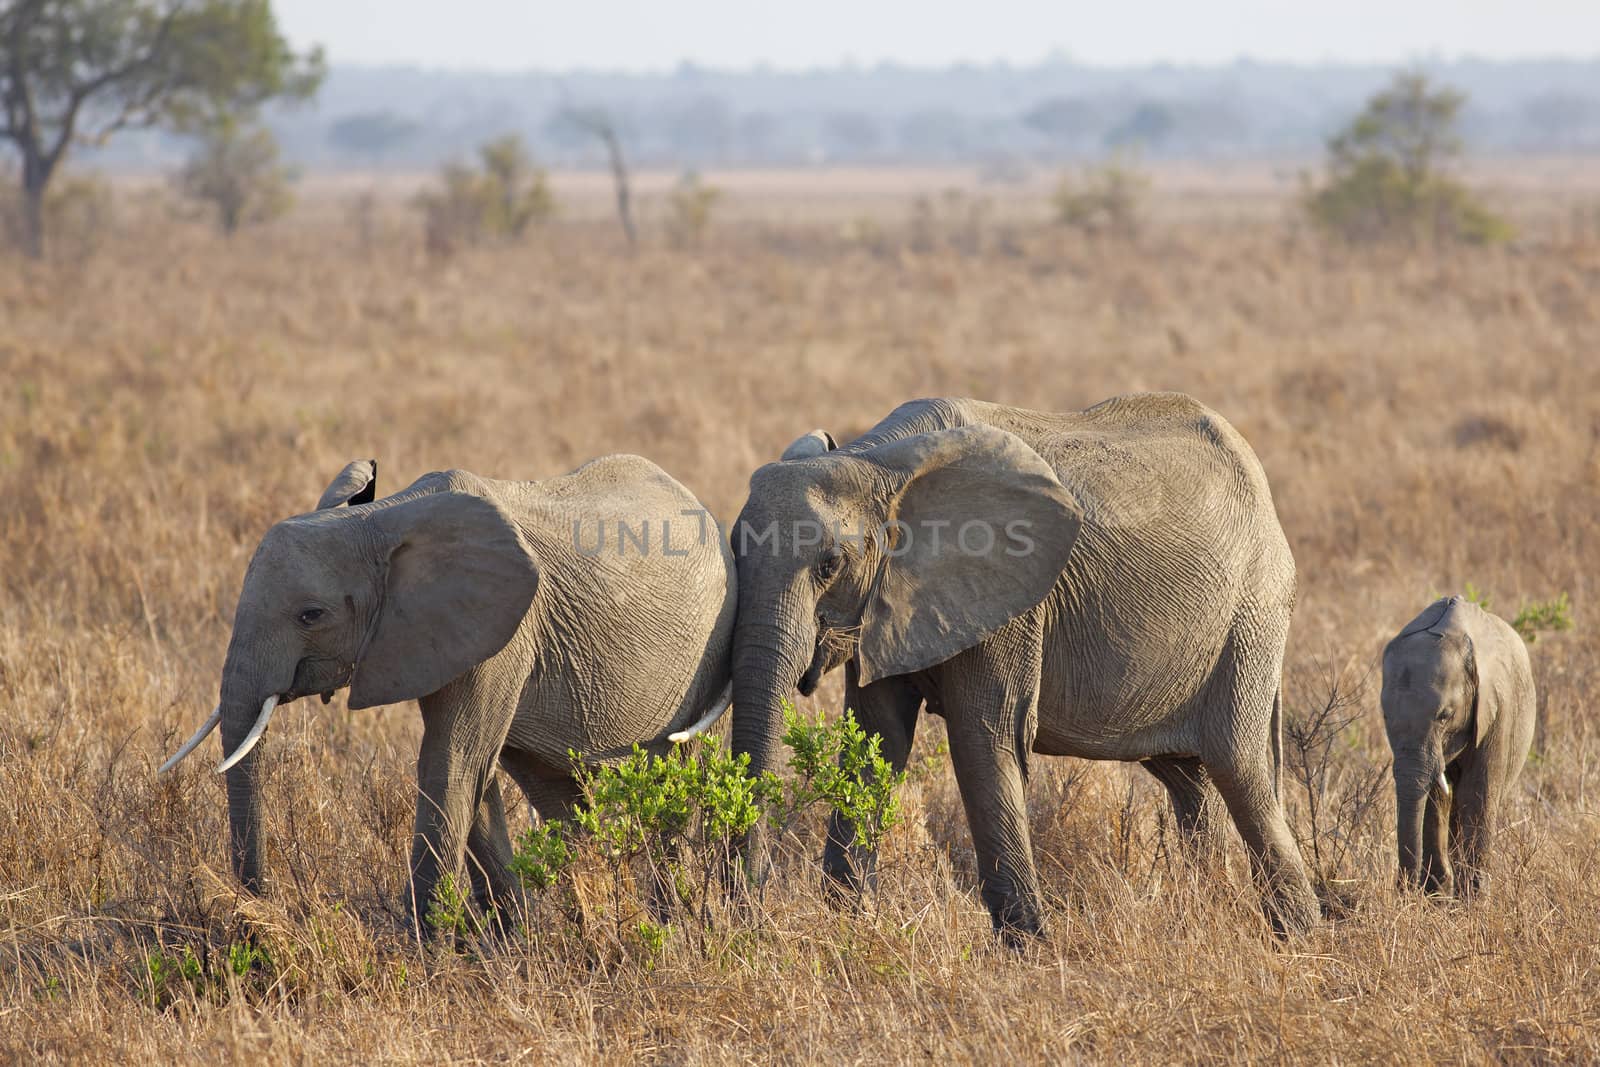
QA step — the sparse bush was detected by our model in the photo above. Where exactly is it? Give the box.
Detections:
[1466,586,1575,644]
[908,187,991,253]
[1284,673,1388,903]
[509,705,905,950]
[176,116,295,235]
[1,169,115,260]
[666,171,721,247]
[412,134,553,257]
[478,135,555,238]
[1052,156,1148,238]
[1305,72,1512,246]
[425,873,476,942]
[1512,594,1574,644]
[780,704,905,854]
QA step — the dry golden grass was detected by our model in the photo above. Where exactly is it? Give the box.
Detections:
[1,176,1598,1063]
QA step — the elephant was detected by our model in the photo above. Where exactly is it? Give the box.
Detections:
[1381,596,1536,899]
[160,457,735,931]
[727,393,1319,942]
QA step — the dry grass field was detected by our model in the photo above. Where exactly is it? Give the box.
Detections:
[1,169,1598,1063]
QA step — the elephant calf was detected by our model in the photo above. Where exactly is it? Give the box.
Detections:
[1382,596,1536,899]
[161,457,735,931]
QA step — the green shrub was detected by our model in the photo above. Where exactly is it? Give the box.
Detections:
[1052,156,1148,238]
[413,134,553,257]
[780,704,905,853]
[176,115,295,235]
[666,171,721,247]
[1462,585,1574,644]
[1513,593,1574,644]
[508,705,908,952]
[1305,73,1511,246]
[425,873,476,942]
[509,820,574,892]
[145,946,205,1006]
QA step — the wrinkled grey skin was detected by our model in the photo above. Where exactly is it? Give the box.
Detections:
[185,457,734,931]
[730,394,1318,942]
[1381,596,1536,899]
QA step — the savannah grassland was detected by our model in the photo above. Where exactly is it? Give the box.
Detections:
[1,165,1598,1064]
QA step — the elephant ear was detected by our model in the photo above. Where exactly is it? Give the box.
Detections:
[348,492,539,709]
[1459,628,1502,749]
[317,459,378,510]
[856,425,1082,685]
[780,429,837,461]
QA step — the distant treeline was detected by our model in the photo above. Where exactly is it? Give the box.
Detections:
[85,56,1600,170]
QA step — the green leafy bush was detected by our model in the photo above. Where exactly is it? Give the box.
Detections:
[1052,156,1148,238]
[413,134,554,257]
[508,704,908,955]
[1462,585,1574,644]
[425,873,476,941]
[666,171,721,247]
[176,115,295,235]
[1304,73,1511,246]
[1513,593,1574,644]
[781,705,905,853]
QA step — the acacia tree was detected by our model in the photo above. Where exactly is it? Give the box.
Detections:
[0,0,322,257]
[1306,72,1510,245]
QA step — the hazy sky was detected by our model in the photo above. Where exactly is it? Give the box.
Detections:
[272,1,1600,71]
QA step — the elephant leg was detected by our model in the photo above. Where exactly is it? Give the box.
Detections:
[1202,626,1318,937]
[1208,752,1318,937]
[1447,758,1493,899]
[823,664,924,901]
[464,774,527,928]
[1420,780,1454,896]
[1141,755,1229,867]
[935,631,1047,945]
[409,691,517,936]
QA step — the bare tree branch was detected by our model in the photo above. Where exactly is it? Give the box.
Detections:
[561,105,636,248]
[47,6,182,163]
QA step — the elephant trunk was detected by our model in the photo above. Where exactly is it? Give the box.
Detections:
[221,689,267,893]
[1395,772,1427,887]
[1393,748,1444,890]
[729,584,815,778]
[217,637,293,894]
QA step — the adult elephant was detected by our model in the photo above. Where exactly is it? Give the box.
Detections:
[729,394,1317,942]
[161,457,734,931]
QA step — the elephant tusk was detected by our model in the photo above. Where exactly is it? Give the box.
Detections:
[1437,769,1452,796]
[158,704,222,774]
[667,684,732,744]
[216,695,280,773]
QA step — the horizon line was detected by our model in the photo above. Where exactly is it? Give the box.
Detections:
[314,51,1600,80]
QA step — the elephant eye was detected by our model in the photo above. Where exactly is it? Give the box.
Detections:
[297,607,327,626]
[1435,707,1451,722]
[816,550,843,582]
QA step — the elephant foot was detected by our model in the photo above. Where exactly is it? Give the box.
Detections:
[821,838,877,907]
[995,914,1047,951]
[984,889,1046,949]
[1262,885,1319,940]
[476,891,533,941]
[1420,862,1455,899]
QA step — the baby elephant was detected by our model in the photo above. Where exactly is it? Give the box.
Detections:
[161,457,734,933]
[1382,596,1536,898]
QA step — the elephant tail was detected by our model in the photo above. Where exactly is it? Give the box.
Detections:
[1271,685,1284,806]
[667,682,733,744]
